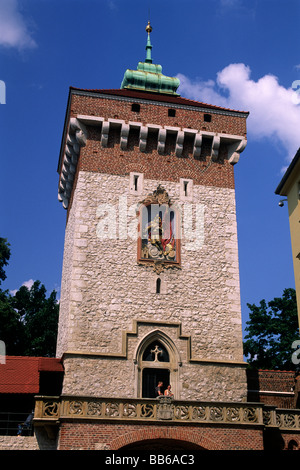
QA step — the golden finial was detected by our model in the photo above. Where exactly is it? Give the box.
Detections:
[146,21,152,33]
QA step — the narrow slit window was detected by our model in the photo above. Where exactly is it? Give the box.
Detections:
[183,181,188,197]
[156,278,161,294]
[180,178,193,201]
[134,175,139,192]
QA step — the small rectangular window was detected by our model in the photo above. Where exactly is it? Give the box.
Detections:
[132,103,140,113]
[168,109,176,117]
[204,113,212,122]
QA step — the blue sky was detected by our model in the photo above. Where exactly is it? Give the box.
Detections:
[0,0,299,335]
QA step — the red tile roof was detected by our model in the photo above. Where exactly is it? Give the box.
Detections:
[0,356,63,394]
[69,87,249,115]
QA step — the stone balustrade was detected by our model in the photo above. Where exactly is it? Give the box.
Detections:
[33,396,300,431]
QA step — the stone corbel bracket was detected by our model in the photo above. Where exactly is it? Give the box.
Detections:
[227,137,247,164]
[58,117,87,209]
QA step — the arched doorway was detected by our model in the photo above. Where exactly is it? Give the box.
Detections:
[119,438,205,451]
[135,331,180,399]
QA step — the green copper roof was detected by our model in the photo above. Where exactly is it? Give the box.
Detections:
[121,22,180,96]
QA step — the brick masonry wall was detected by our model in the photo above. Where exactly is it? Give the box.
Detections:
[247,369,296,408]
[69,92,247,139]
[78,125,235,191]
[57,421,264,451]
[61,91,248,198]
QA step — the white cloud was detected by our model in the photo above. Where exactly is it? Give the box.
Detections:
[22,279,35,289]
[177,64,300,164]
[10,279,35,296]
[0,0,36,50]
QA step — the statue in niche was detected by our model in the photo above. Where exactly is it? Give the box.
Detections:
[141,207,176,262]
[138,186,180,271]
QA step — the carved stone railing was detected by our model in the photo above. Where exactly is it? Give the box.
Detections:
[33,396,300,431]
[263,406,300,430]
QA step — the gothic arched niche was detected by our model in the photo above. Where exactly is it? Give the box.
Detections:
[135,330,180,399]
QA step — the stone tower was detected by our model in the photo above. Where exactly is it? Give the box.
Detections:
[56,23,248,405]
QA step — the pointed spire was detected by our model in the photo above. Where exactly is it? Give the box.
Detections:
[145,21,153,64]
[120,21,180,96]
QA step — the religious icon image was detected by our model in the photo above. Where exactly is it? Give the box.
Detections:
[140,203,177,262]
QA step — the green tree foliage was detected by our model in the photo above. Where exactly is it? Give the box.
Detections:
[0,238,59,356]
[243,288,300,370]
[11,281,59,356]
[0,238,11,284]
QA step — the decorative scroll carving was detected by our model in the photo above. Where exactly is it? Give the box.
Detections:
[105,402,120,417]
[278,412,297,429]
[192,406,207,421]
[123,403,137,418]
[263,409,272,426]
[226,407,240,422]
[243,407,258,423]
[87,401,103,416]
[69,401,83,415]
[174,405,190,420]
[43,401,59,417]
[210,406,223,421]
[140,403,155,418]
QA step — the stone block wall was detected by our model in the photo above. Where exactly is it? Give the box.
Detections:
[57,171,247,401]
